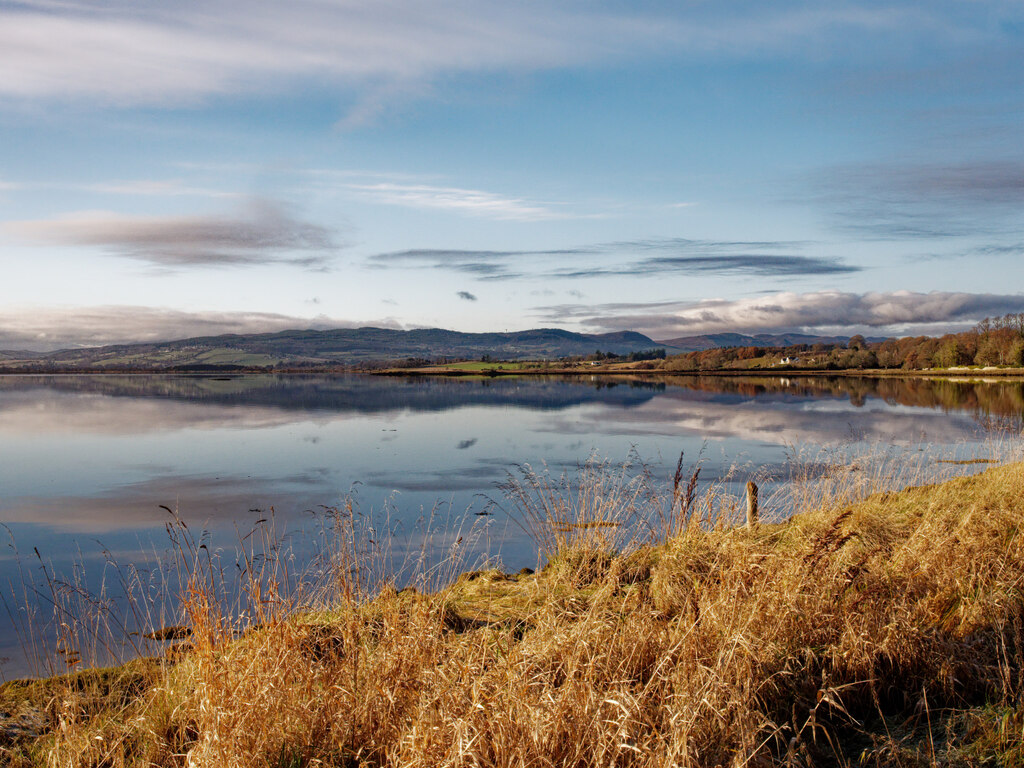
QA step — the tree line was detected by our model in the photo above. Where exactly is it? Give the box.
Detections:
[658,314,1024,372]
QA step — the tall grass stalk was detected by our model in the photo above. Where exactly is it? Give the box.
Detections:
[11,439,1024,766]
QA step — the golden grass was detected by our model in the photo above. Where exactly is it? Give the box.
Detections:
[10,452,1024,767]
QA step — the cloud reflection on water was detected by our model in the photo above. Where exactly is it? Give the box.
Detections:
[0,374,1017,537]
[0,373,1020,676]
[541,391,991,447]
[0,389,320,435]
[0,472,333,533]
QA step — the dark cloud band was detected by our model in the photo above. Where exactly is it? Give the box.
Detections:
[369,239,858,280]
[6,199,338,270]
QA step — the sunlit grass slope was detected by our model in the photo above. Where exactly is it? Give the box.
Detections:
[7,460,1024,767]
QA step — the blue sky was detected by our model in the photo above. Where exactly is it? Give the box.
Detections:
[1,0,1022,349]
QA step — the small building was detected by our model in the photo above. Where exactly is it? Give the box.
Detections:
[780,356,800,365]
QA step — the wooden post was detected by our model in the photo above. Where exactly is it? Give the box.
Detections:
[745,481,759,528]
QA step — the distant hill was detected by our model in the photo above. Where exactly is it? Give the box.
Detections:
[0,327,666,370]
[656,332,882,353]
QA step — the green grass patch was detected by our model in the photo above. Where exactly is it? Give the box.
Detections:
[434,360,530,371]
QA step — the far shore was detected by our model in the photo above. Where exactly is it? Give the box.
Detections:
[372,363,1024,379]
[2,365,1024,379]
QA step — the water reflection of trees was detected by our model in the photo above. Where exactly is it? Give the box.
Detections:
[0,373,1021,423]
[655,376,1024,421]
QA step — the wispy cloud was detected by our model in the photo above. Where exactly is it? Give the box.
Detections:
[603,238,810,253]
[369,239,857,280]
[536,290,1024,338]
[0,305,401,352]
[555,254,857,279]
[974,242,1024,257]
[912,241,1024,263]
[371,248,587,263]
[0,2,977,104]
[3,177,239,198]
[0,1,668,104]
[5,199,338,270]
[333,80,428,131]
[343,183,572,221]
[79,179,238,198]
[369,247,585,280]
[456,291,478,301]
[813,160,1024,239]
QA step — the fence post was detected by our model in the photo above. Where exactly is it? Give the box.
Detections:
[745,481,759,528]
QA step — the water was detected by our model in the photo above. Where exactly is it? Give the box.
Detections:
[0,373,1021,675]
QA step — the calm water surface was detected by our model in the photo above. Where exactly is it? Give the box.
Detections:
[1,373,1021,674]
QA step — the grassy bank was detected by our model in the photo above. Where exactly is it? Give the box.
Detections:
[4,459,1024,766]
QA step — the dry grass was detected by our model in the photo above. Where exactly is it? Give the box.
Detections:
[10,448,1024,767]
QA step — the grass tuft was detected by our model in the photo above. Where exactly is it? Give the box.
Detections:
[8,445,1024,766]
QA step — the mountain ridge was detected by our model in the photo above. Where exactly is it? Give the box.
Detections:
[0,327,668,369]
[0,326,878,370]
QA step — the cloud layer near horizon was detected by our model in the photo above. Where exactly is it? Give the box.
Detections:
[537,290,1024,338]
[0,306,400,352]
[4,291,1023,353]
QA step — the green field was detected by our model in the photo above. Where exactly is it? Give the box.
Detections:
[433,360,531,371]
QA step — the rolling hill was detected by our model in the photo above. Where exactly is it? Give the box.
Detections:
[0,327,668,370]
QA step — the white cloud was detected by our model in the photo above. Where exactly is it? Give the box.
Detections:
[343,182,570,221]
[0,391,308,437]
[0,2,978,104]
[0,1,658,103]
[538,290,1024,338]
[546,390,983,448]
[80,179,238,198]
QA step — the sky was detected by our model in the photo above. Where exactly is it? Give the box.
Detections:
[1,0,1023,350]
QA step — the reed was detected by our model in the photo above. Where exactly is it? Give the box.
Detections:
[6,440,1024,767]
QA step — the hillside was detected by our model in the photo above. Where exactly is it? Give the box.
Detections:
[0,327,667,370]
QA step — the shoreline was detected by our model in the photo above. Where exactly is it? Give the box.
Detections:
[1,366,1023,379]
[373,365,1024,379]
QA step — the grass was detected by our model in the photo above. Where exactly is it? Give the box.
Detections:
[427,361,530,372]
[193,348,281,367]
[5,448,1024,766]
